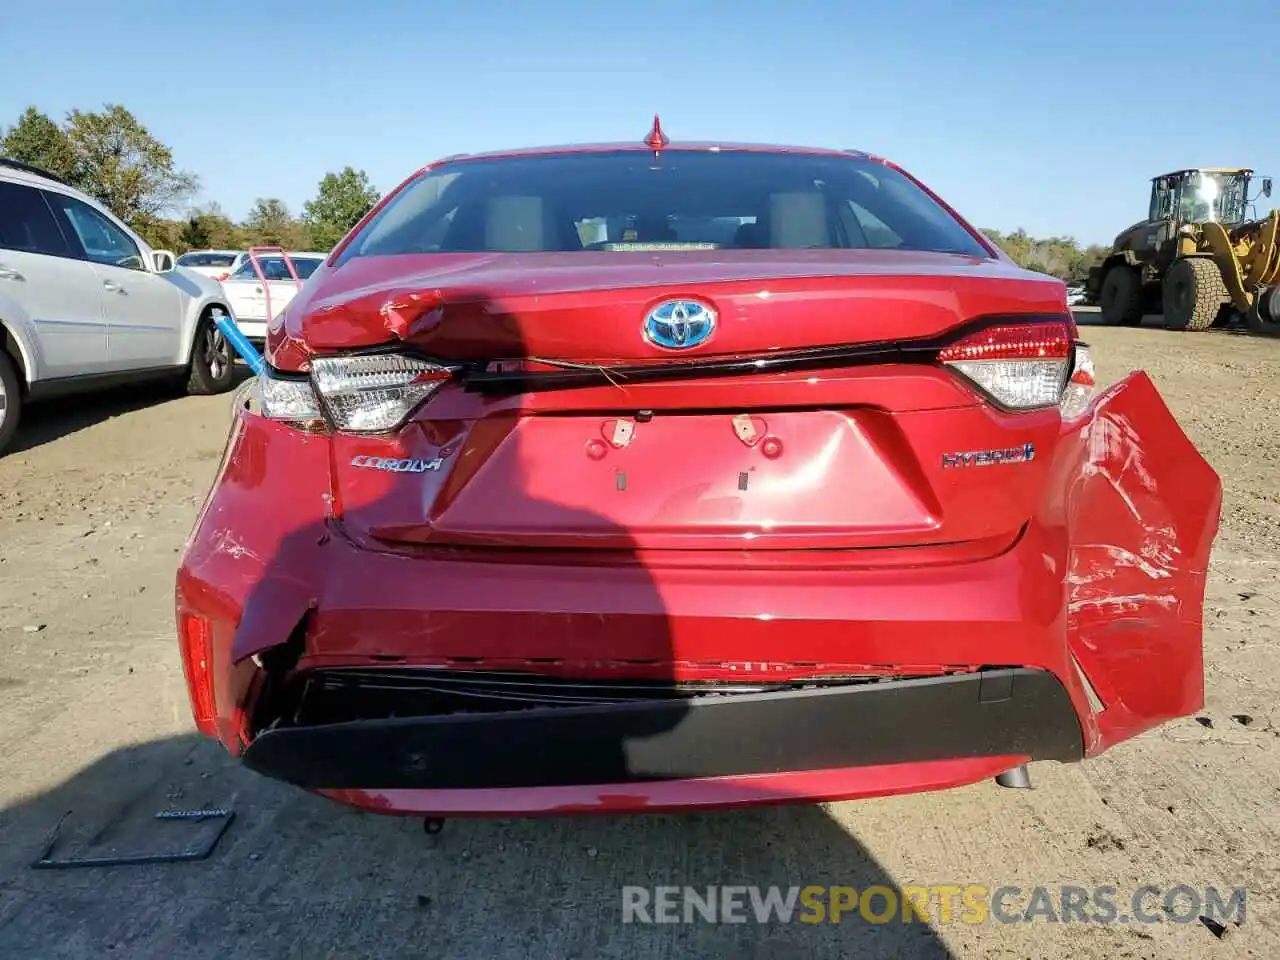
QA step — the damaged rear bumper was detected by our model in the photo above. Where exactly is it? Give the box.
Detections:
[176,370,1221,816]
[242,668,1083,792]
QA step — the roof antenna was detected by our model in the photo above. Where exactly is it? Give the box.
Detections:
[644,114,670,157]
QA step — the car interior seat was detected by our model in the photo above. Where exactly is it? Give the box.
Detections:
[732,221,767,248]
[768,192,831,248]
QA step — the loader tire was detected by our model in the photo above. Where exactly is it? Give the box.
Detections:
[1245,285,1280,337]
[1098,264,1144,326]
[1163,257,1228,332]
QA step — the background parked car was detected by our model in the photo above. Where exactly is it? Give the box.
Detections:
[219,251,326,339]
[0,157,238,455]
[176,249,248,280]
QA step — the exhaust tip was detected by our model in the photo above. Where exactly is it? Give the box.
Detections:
[995,764,1032,789]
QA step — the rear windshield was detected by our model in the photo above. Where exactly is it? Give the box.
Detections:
[338,149,990,260]
[229,256,324,281]
[178,252,239,267]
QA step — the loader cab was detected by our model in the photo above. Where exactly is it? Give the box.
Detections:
[1151,169,1254,227]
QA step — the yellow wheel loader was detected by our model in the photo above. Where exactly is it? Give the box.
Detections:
[1085,168,1280,334]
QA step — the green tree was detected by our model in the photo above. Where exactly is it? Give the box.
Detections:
[981,227,1107,283]
[0,107,78,182]
[179,216,211,250]
[302,166,380,250]
[63,104,198,229]
[179,202,239,251]
[137,217,183,253]
[242,197,308,248]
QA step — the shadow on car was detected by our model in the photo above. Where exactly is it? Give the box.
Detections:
[0,733,957,958]
[9,363,254,455]
[159,287,962,956]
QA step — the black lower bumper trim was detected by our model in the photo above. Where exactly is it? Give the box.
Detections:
[241,668,1084,791]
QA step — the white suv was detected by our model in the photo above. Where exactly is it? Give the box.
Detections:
[0,158,238,455]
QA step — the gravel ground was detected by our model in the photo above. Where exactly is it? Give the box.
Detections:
[0,309,1278,959]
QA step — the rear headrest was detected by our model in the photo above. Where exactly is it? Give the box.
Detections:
[733,221,766,248]
[485,195,549,252]
[769,192,829,249]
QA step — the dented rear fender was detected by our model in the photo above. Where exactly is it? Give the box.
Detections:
[1056,371,1221,754]
[176,401,337,748]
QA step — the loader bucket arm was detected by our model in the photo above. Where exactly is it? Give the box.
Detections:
[1200,223,1253,313]
[1242,211,1280,288]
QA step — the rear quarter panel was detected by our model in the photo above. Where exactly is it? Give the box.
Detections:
[1055,372,1221,753]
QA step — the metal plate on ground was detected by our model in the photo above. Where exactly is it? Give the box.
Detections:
[30,808,235,870]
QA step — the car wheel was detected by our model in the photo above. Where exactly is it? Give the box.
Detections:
[187,308,237,395]
[0,350,22,456]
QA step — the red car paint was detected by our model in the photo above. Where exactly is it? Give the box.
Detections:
[318,757,1029,818]
[176,139,1221,817]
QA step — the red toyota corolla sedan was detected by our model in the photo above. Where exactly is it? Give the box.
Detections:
[176,125,1221,818]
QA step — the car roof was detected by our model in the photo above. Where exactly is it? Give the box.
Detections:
[0,157,73,188]
[0,156,72,188]
[1153,167,1253,179]
[239,251,326,260]
[437,142,873,164]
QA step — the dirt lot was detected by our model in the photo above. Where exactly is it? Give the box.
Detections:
[1,310,1278,959]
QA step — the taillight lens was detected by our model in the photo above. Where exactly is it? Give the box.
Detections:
[939,321,1089,412]
[311,354,455,432]
[258,354,455,433]
[259,373,326,430]
[178,612,218,736]
[1059,343,1095,419]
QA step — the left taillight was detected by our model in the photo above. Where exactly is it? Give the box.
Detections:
[258,372,327,431]
[178,612,218,736]
[259,353,455,434]
[939,320,1094,415]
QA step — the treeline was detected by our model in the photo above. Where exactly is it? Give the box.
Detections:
[4,104,1112,275]
[981,228,1109,284]
[1,105,380,254]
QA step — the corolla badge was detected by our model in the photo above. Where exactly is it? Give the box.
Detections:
[643,299,716,349]
[351,455,443,473]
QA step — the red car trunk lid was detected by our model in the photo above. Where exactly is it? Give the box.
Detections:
[292,249,1063,359]
[297,252,1069,552]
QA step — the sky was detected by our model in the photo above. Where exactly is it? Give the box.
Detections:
[3,0,1280,246]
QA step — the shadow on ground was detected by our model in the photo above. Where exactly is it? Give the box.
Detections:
[11,364,254,455]
[1071,306,1272,338]
[0,735,954,959]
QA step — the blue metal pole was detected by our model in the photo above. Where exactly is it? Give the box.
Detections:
[214,310,265,376]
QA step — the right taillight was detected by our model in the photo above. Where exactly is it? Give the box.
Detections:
[1059,343,1095,419]
[939,321,1093,416]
